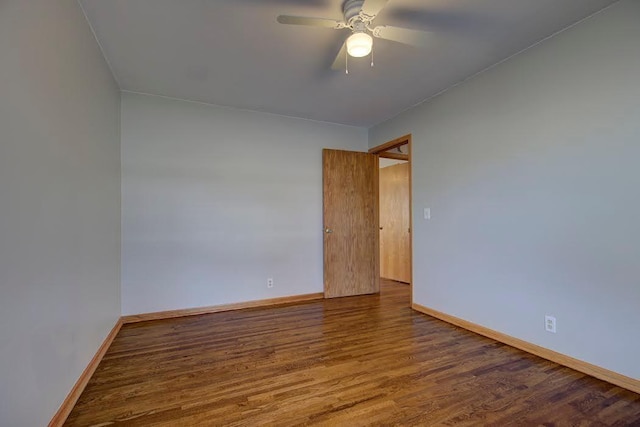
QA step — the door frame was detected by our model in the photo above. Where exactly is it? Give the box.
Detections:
[369,134,413,305]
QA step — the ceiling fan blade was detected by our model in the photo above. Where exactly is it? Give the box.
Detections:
[277,15,344,29]
[372,25,431,47]
[361,0,389,18]
[234,0,329,5]
[385,7,496,37]
[331,42,347,71]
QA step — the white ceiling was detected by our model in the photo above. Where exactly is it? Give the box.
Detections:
[80,0,617,127]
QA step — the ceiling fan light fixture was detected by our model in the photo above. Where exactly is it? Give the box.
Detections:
[346,32,373,58]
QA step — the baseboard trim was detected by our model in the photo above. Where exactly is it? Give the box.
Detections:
[48,318,123,427]
[412,303,640,395]
[122,292,325,323]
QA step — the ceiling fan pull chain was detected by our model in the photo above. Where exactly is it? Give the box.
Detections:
[345,48,349,75]
[371,43,374,67]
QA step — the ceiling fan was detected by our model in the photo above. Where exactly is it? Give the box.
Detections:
[277,0,430,71]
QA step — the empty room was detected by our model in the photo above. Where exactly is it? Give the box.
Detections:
[1,0,639,425]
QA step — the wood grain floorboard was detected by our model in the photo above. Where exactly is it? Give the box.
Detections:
[65,280,640,426]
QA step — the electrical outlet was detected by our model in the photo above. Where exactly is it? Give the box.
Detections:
[267,278,274,288]
[545,315,557,333]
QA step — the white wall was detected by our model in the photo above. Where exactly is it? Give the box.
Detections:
[0,1,121,426]
[370,0,640,379]
[121,93,367,315]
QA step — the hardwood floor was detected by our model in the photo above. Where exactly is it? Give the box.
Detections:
[66,280,640,426]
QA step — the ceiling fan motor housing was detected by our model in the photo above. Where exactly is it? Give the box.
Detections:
[343,0,366,24]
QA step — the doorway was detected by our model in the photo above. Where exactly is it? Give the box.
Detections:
[321,135,412,305]
[369,135,413,304]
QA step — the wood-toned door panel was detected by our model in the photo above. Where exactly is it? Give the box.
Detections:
[323,149,379,298]
[379,162,410,283]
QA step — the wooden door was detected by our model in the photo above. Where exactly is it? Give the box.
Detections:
[379,162,411,283]
[323,149,379,298]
